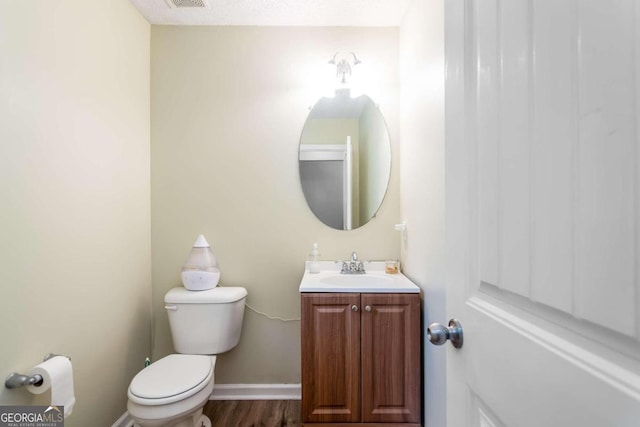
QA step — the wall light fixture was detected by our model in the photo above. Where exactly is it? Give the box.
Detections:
[329,52,362,86]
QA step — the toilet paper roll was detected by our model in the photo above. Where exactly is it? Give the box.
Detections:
[26,356,76,418]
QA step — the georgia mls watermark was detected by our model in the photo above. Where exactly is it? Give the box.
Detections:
[0,406,64,427]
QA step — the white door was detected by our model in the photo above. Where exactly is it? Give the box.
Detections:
[443,1,640,426]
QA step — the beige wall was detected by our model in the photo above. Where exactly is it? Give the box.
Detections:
[399,1,446,426]
[0,0,151,425]
[151,26,400,383]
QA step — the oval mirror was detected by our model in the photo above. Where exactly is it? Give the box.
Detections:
[299,90,391,230]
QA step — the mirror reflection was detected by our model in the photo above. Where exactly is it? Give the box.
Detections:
[299,90,391,230]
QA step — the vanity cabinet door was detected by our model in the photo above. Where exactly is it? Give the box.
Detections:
[361,293,421,424]
[301,293,361,423]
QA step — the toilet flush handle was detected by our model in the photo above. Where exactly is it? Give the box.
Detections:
[165,304,178,311]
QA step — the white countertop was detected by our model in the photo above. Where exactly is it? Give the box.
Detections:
[299,261,420,293]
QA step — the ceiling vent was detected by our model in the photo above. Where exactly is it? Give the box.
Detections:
[165,0,210,8]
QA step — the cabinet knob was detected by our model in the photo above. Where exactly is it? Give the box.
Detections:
[351,305,359,312]
[365,305,372,312]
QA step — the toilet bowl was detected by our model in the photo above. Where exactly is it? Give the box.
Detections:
[128,355,215,427]
[127,287,247,427]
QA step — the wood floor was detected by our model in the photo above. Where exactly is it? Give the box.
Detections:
[203,400,301,426]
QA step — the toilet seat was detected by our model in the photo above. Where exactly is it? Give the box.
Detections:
[128,354,215,406]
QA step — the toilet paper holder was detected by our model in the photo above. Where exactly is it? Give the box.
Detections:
[4,353,70,389]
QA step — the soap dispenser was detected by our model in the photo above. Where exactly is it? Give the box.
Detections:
[181,234,220,291]
[308,243,321,274]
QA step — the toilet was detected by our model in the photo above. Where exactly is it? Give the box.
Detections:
[127,286,247,427]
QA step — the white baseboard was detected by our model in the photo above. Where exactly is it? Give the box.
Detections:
[112,411,134,427]
[210,383,301,400]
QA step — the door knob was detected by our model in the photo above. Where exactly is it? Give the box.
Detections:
[427,319,463,349]
[351,305,359,312]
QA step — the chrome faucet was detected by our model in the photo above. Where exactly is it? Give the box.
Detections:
[339,251,366,274]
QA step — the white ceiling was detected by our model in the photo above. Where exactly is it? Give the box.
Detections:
[129,0,412,26]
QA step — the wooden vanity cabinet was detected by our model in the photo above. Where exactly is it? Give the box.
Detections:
[301,292,421,427]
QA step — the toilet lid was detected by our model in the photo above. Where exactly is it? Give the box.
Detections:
[129,354,213,401]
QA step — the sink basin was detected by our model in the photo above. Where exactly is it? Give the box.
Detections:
[299,261,419,293]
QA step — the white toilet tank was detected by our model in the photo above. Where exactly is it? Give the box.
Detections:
[164,286,247,354]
